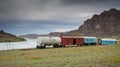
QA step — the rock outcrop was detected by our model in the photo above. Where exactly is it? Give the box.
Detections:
[67,8,120,37]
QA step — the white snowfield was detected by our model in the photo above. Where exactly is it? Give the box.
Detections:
[37,36,61,46]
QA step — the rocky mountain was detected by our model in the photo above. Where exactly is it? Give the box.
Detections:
[0,30,25,42]
[66,8,120,37]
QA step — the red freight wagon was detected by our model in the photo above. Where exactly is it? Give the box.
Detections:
[61,36,84,46]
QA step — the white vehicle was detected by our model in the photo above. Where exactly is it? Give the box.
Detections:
[37,36,62,48]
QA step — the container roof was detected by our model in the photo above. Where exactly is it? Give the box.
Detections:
[61,36,97,38]
[101,38,117,41]
[83,36,97,39]
[61,36,83,38]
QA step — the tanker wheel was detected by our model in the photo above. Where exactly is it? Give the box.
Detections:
[36,46,39,48]
[37,46,46,49]
[59,45,62,48]
[36,46,42,49]
[43,46,46,48]
[53,45,56,48]
[53,44,59,48]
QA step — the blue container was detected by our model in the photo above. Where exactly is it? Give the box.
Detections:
[100,39,117,45]
[84,37,97,43]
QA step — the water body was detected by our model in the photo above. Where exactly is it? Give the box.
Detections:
[0,38,37,50]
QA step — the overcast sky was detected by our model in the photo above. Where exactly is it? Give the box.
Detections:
[0,0,120,35]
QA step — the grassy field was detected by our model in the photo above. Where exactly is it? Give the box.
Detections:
[0,42,120,67]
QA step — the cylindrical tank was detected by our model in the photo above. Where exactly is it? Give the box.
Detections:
[37,36,61,46]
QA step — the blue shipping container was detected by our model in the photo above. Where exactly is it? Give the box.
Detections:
[84,37,97,43]
[100,39,117,45]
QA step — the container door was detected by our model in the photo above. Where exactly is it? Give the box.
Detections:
[73,39,76,44]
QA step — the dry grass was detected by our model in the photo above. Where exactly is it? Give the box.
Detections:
[0,42,120,67]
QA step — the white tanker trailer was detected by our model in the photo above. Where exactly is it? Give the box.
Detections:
[37,36,62,48]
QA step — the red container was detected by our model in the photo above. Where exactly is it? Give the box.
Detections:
[61,36,84,46]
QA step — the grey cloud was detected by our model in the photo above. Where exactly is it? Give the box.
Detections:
[62,0,120,5]
[0,0,120,23]
[1,0,120,21]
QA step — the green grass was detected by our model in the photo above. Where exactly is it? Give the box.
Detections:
[0,42,120,67]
